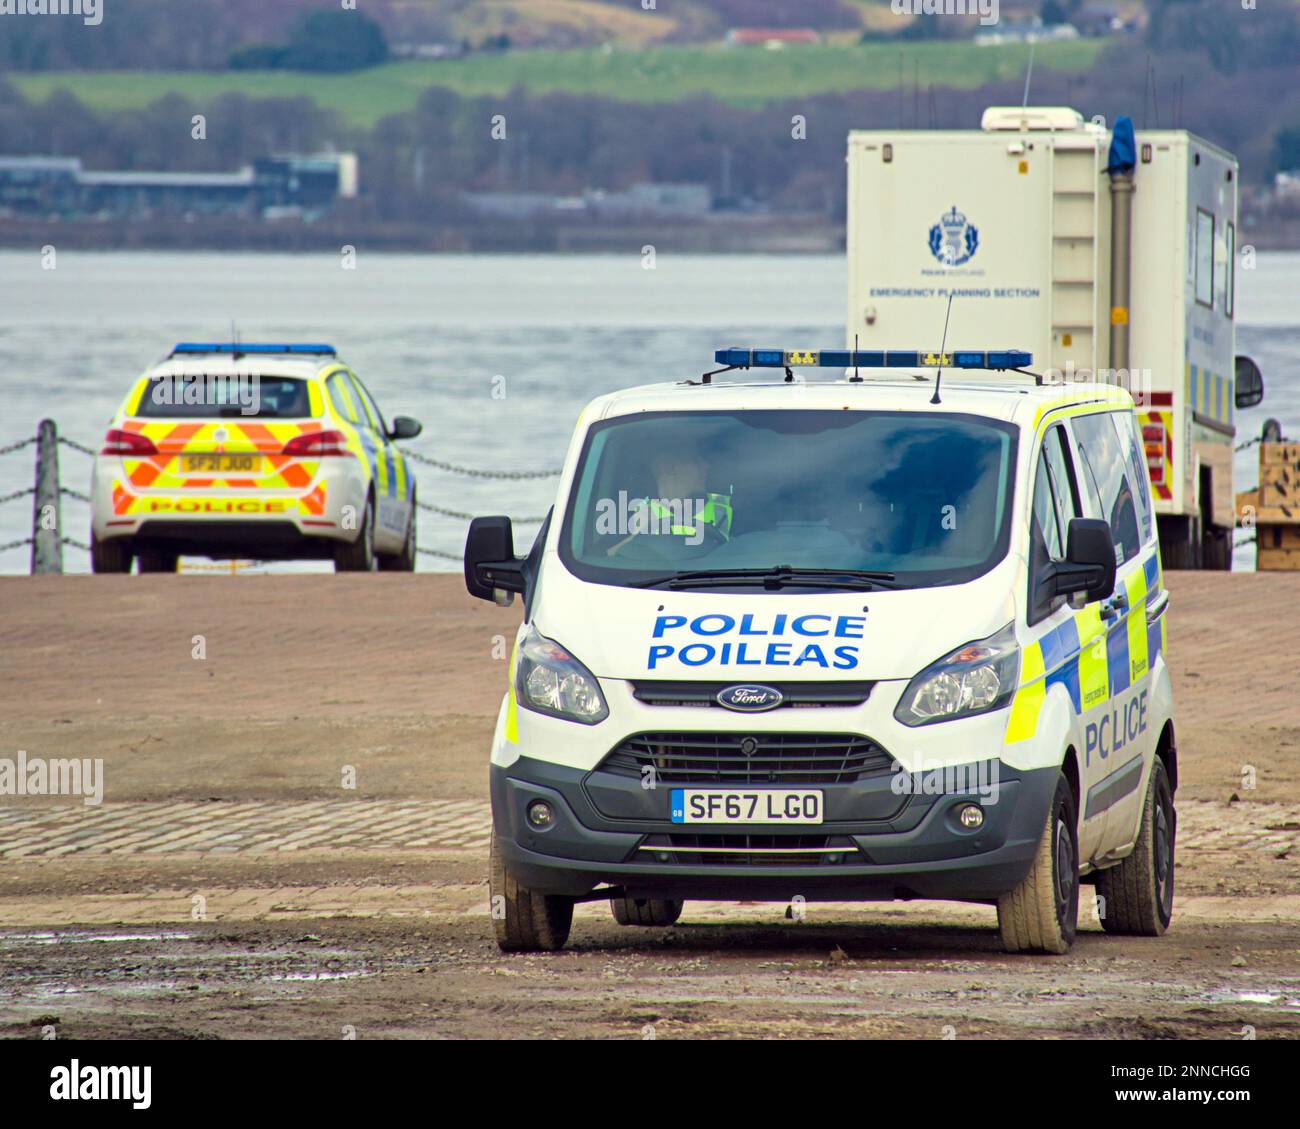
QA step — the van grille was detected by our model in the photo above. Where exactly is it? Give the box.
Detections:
[631,680,873,709]
[601,732,894,786]
[637,833,861,867]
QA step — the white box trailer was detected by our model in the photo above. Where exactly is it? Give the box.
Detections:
[846,105,1263,568]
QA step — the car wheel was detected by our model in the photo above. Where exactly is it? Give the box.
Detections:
[997,771,1079,954]
[610,895,683,927]
[136,548,178,573]
[91,535,132,574]
[489,839,573,953]
[378,499,416,572]
[334,494,376,572]
[1096,759,1175,936]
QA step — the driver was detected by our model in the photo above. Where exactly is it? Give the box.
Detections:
[606,443,732,557]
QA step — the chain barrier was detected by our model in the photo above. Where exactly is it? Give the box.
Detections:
[57,436,97,457]
[0,537,32,553]
[0,486,35,507]
[61,536,90,551]
[401,448,559,480]
[59,486,91,503]
[416,498,543,524]
[1236,434,1295,453]
[0,436,36,458]
[416,546,464,561]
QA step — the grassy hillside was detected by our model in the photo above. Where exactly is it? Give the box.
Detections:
[10,40,1106,127]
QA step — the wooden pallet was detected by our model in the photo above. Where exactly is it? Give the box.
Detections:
[1239,443,1300,570]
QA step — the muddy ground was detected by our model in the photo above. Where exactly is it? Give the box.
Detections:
[0,573,1297,1039]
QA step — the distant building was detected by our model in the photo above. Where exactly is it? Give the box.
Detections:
[725,28,821,47]
[1274,171,1300,200]
[0,153,358,220]
[389,42,464,61]
[462,183,713,221]
[975,20,1080,46]
[1075,4,1136,36]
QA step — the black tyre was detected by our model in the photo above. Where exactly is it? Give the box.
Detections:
[378,499,416,572]
[1096,759,1175,936]
[997,771,1079,954]
[135,547,178,573]
[610,895,683,927]
[91,535,132,574]
[334,495,377,572]
[489,839,573,953]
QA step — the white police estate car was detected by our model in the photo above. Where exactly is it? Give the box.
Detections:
[466,348,1176,954]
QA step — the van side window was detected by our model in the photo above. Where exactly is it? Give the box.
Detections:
[1031,450,1063,561]
[1113,412,1155,547]
[1073,412,1141,565]
[1042,425,1080,549]
[1030,425,1079,564]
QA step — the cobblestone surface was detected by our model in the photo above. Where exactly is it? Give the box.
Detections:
[0,798,1295,859]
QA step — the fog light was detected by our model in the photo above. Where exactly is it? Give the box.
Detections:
[526,800,555,829]
[957,803,984,830]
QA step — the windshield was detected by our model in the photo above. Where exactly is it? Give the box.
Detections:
[560,409,1017,590]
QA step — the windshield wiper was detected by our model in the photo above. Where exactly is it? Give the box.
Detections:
[631,566,902,591]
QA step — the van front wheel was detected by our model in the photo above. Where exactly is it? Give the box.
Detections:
[997,772,1079,955]
[489,839,573,953]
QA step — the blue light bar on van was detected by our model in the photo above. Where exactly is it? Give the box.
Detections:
[170,343,337,357]
[713,348,1032,370]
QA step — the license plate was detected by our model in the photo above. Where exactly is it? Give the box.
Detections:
[180,454,262,474]
[670,788,823,825]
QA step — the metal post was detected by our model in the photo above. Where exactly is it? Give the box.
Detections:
[1108,171,1135,381]
[31,418,63,575]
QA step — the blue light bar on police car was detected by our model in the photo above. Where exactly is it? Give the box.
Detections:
[170,343,337,357]
[713,348,1032,370]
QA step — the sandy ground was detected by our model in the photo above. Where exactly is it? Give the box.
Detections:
[0,572,1297,1039]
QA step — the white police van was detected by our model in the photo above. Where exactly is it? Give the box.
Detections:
[466,348,1176,955]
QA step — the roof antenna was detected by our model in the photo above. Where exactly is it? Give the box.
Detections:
[849,333,862,382]
[1021,41,1036,108]
[930,292,954,406]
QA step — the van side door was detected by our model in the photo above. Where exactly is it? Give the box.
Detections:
[1025,422,1108,863]
[1067,409,1160,856]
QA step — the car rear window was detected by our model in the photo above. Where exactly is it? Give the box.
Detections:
[133,375,314,418]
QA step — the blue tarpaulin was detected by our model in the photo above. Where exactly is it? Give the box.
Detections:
[1107,116,1136,175]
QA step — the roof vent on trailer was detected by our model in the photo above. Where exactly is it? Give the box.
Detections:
[981,106,1085,133]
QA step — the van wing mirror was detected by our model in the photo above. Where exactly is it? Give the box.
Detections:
[464,516,525,605]
[1234,355,1264,410]
[1043,517,1117,604]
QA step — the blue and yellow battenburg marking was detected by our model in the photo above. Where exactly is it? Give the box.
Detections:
[1005,549,1165,745]
[713,348,1033,371]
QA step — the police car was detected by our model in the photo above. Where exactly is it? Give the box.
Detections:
[90,343,421,573]
[466,348,1176,955]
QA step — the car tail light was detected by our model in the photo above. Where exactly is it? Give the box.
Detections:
[101,428,158,456]
[281,430,352,458]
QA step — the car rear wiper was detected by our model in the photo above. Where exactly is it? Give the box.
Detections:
[631,566,902,591]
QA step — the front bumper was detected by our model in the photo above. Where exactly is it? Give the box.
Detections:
[491,754,1057,903]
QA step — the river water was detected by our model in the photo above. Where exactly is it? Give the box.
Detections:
[0,251,1295,572]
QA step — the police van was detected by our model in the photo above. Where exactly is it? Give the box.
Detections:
[465,348,1176,955]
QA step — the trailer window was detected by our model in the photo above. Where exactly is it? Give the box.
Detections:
[1195,208,1214,309]
[1225,221,1235,319]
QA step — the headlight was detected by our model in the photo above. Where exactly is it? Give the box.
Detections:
[515,626,609,725]
[893,624,1020,727]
